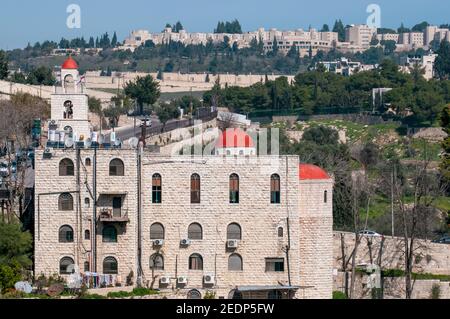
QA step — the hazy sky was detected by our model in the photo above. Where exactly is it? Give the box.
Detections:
[0,0,448,49]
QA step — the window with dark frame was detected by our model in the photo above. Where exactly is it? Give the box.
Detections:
[265,258,285,272]
[84,229,90,240]
[189,253,203,270]
[190,174,201,204]
[149,253,164,270]
[112,197,122,217]
[150,223,165,239]
[278,227,284,238]
[85,158,91,167]
[324,190,328,203]
[188,223,203,240]
[59,257,75,274]
[109,159,124,176]
[228,254,243,271]
[59,193,74,211]
[58,225,74,243]
[152,174,162,203]
[102,225,117,243]
[59,158,74,176]
[229,174,239,204]
[84,261,90,272]
[103,257,118,274]
[227,223,242,240]
[270,174,281,204]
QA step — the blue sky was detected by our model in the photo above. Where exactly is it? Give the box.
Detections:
[0,0,448,49]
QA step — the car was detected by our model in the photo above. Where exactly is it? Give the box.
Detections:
[140,118,152,127]
[432,236,450,244]
[358,230,382,237]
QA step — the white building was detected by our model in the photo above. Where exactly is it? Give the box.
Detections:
[34,59,335,299]
[345,24,377,50]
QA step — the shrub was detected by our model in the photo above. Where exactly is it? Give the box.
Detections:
[0,264,22,292]
[131,287,158,296]
[107,291,132,299]
[80,293,106,299]
[430,283,441,299]
[0,289,26,299]
[332,291,348,299]
[204,291,216,299]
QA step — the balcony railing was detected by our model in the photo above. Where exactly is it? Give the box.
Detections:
[97,208,129,223]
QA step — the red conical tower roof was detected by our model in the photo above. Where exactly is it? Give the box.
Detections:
[61,56,78,69]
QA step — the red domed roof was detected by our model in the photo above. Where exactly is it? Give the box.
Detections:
[61,56,78,69]
[216,128,255,148]
[299,164,330,180]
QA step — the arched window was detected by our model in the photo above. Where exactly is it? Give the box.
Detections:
[268,290,283,300]
[59,257,75,274]
[109,159,124,176]
[152,174,162,203]
[324,190,328,203]
[190,174,201,204]
[228,254,243,271]
[227,223,242,240]
[59,225,74,243]
[229,174,239,204]
[271,174,281,204]
[149,253,164,270]
[187,289,202,299]
[85,158,91,166]
[278,227,284,238]
[103,257,118,274]
[102,225,117,243]
[84,261,90,272]
[189,254,203,270]
[84,229,90,240]
[59,158,74,176]
[150,223,165,240]
[59,193,74,211]
[188,223,203,240]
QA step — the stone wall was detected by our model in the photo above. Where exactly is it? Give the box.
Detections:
[35,150,334,299]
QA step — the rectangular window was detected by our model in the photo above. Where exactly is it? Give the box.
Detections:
[112,197,122,217]
[265,258,285,272]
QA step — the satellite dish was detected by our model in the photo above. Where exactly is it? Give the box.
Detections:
[128,137,139,149]
[114,138,122,147]
[15,281,33,294]
[84,138,92,149]
[65,137,74,148]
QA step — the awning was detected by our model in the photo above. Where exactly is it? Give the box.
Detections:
[236,285,301,292]
[98,191,128,196]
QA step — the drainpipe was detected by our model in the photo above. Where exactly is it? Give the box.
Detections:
[137,145,143,286]
[285,157,292,286]
[92,147,97,272]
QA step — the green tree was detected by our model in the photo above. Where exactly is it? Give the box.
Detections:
[440,104,450,181]
[88,96,103,129]
[26,66,56,85]
[124,75,160,114]
[333,20,346,42]
[0,222,32,269]
[435,41,450,80]
[155,103,181,132]
[380,40,397,55]
[111,32,118,47]
[0,50,8,80]
[321,24,330,32]
[411,21,429,32]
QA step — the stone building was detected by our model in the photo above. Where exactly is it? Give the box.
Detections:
[34,58,334,299]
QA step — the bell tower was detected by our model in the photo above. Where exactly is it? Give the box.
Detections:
[50,56,91,142]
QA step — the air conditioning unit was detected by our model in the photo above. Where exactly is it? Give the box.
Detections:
[180,239,191,246]
[160,276,171,285]
[227,239,239,249]
[153,239,164,247]
[203,274,215,285]
[177,276,188,285]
